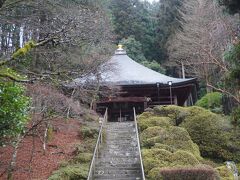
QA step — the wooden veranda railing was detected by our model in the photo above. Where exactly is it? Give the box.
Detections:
[133,107,146,180]
[87,108,108,180]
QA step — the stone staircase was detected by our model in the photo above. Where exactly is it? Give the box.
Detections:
[93,121,142,180]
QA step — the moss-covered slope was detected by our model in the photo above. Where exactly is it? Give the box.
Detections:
[138,105,238,179]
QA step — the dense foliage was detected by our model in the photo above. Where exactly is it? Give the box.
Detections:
[108,0,183,69]
[195,92,223,113]
[219,0,240,14]
[224,42,240,88]
[138,106,238,179]
[0,81,30,145]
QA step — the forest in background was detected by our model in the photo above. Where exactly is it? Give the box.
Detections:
[0,0,240,179]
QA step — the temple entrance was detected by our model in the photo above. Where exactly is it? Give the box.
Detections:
[109,102,144,122]
[96,101,145,122]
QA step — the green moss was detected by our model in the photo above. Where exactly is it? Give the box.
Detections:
[180,109,233,160]
[48,164,89,180]
[137,115,173,131]
[215,166,234,180]
[79,126,98,139]
[171,150,200,167]
[142,148,172,173]
[140,126,201,159]
[153,105,190,125]
[72,153,92,164]
[148,167,163,180]
[142,148,200,176]
[137,111,155,120]
[12,41,36,59]
[187,106,213,117]
[152,143,176,152]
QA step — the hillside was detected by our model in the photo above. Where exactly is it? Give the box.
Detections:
[138,105,240,179]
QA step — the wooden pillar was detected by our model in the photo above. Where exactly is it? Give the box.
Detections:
[144,101,148,110]
[174,95,178,105]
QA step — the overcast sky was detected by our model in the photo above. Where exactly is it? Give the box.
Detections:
[146,0,159,3]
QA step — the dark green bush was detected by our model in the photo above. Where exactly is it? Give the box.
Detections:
[152,105,240,161]
[231,106,240,125]
[0,81,30,145]
[195,92,223,113]
[180,108,240,161]
[138,105,240,179]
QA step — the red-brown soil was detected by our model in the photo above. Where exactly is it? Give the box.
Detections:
[0,118,81,180]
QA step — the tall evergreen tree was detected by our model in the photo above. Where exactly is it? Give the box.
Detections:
[109,0,162,62]
[219,0,240,14]
[155,0,183,62]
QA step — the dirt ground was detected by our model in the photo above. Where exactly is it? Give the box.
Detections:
[0,118,81,180]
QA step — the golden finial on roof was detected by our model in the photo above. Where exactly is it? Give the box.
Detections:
[118,44,123,50]
[115,44,126,55]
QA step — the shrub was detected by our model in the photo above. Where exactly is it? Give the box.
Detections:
[159,165,219,180]
[72,153,92,164]
[141,126,201,159]
[231,106,240,125]
[79,126,98,139]
[152,143,176,153]
[48,164,88,180]
[142,148,200,176]
[180,109,238,161]
[0,82,30,145]
[195,92,223,113]
[215,166,234,180]
[138,111,155,119]
[138,115,173,131]
[153,105,189,125]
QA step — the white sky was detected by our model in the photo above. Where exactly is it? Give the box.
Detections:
[146,0,159,3]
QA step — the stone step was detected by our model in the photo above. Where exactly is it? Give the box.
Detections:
[105,131,136,135]
[95,166,141,171]
[102,143,138,151]
[104,142,137,146]
[100,149,138,154]
[104,139,137,142]
[94,121,142,180]
[95,168,141,174]
[106,127,134,129]
[96,159,139,164]
[93,174,142,180]
[99,154,139,159]
[96,161,141,168]
[100,150,139,156]
[105,127,135,130]
[106,136,136,140]
[106,122,135,125]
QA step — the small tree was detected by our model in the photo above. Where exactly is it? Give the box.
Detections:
[0,80,30,145]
